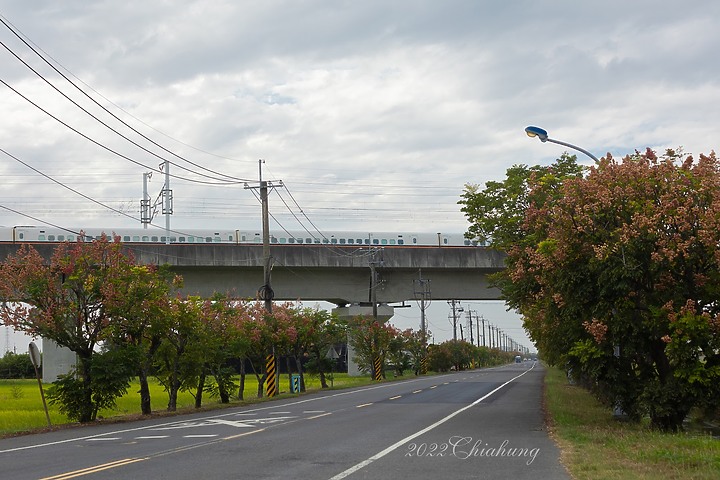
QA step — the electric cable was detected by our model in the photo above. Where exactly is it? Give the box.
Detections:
[0,15,254,184]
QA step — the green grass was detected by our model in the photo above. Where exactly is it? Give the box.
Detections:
[544,365,720,480]
[0,372,376,436]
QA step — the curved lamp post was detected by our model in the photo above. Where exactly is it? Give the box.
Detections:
[525,126,599,163]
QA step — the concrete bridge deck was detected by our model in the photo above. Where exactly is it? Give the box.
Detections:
[0,243,507,305]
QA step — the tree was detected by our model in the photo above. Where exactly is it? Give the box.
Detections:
[153,296,208,411]
[347,316,399,377]
[0,351,34,379]
[0,237,139,422]
[103,264,179,415]
[302,309,346,388]
[464,149,720,431]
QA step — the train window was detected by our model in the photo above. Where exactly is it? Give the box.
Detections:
[398,239,404,245]
[306,238,313,244]
[322,238,329,244]
[203,237,211,243]
[123,235,131,242]
[151,236,159,242]
[178,237,186,243]
[288,238,295,244]
[331,238,338,244]
[142,236,149,242]
[132,236,140,242]
[161,236,167,243]
[339,239,346,244]
[372,239,379,245]
[364,239,370,245]
[227,235,234,242]
[389,239,396,245]
[38,234,46,241]
[67,235,75,241]
[347,239,354,244]
[443,238,449,245]
[48,235,55,241]
[170,236,177,243]
[18,233,24,240]
[356,239,363,244]
[381,239,388,245]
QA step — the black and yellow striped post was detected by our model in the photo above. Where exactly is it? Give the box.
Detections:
[421,356,428,375]
[372,356,383,381]
[265,354,277,397]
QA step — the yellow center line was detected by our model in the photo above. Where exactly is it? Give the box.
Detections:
[40,458,146,480]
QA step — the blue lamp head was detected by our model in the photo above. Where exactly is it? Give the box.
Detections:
[524,126,549,142]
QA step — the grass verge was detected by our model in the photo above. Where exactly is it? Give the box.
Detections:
[544,364,720,480]
[0,373,376,436]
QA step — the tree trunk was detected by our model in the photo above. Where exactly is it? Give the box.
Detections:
[78,354,95,423]
[286,356,293,392]
[238,359,246,400]
[138,369,152,415]
[195,371,205,409]
[139,336,161,415]
[295,354,306,392]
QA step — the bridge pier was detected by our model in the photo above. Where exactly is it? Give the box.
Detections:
[41,339,77,383]
[332,304,394,376]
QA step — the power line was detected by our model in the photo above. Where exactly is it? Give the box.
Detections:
[0,78,240,186]
[0,15,254,184]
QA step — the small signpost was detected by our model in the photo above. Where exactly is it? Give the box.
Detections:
[29,342,51,427]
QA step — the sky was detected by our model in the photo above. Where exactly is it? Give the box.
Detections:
[2,1,720,353]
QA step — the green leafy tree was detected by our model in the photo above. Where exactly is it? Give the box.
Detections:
[153,296,207,411]
[465,149,720,431]
[0,237,139,422]
[302,309,346,388]
[103,264,179,415]
[0,351,34,379]
[347,316,399,378]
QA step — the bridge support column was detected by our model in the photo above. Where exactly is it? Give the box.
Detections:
[332,304,394,377]
[41,338,77,383]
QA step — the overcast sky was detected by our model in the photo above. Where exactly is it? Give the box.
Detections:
[2,1,720,351]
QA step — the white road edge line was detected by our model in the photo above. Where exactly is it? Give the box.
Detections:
[327,363,535,480]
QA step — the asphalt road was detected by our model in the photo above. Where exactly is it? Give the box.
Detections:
[0,362,569,480]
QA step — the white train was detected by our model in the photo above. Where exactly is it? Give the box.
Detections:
[1,225,481,247]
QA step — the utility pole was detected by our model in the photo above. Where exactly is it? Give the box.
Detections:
[466,310,474,346]
[413,269,431,344]
[480,315,486,347]
[245,160,282,396]
[369,248,384,321]
[447,300,463,341]
[141,172,152,229]
[244,160,282,313]
[161,159,172,244]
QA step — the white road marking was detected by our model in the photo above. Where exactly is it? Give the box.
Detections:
[327,363,536,480]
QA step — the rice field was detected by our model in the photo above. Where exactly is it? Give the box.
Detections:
[0,372,374,435]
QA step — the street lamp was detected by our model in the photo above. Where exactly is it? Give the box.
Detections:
[525,125,599,163]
